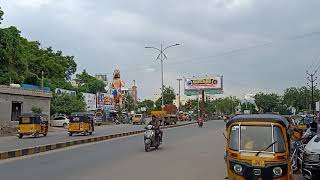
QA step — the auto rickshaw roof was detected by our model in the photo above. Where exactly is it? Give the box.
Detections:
[226,114,289,128]
[19,113,46,118]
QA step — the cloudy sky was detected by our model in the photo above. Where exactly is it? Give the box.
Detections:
[1,0,320,99]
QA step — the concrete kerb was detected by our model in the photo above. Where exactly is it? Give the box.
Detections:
[0,122,196,160]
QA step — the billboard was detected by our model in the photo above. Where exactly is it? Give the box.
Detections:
[184,76,223,95]
[82,93,97,111]
[55,88,76,96]
[95,74,108,82]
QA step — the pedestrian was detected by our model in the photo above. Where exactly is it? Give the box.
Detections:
[317,111,320,124]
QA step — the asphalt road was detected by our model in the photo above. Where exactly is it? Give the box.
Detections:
[0,120,227,180]
[0,120,304,180]
[0,123,148,152]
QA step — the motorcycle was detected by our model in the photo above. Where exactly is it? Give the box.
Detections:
[144,125,161,152]
[197,118,204,127]
[290,140,304,172]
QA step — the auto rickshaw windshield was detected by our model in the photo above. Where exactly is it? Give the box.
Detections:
[229,125,286,153]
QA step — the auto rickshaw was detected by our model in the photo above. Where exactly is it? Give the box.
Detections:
[132,114,145,125]
[288,115,307,141]
[225,114,293,180]
[68,115,94,136]
[17,113,48,138]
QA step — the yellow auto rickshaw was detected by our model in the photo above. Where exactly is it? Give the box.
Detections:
[287,115,307,141]
[225,114,293,180]
[68,115,94,136]
[132,114,145,125]
[17,113,48,138]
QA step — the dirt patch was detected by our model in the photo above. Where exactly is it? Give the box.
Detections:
[0,125,17,137]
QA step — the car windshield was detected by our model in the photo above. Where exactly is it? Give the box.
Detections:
[229,125,286,153]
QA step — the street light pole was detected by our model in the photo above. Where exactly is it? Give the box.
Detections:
[145,43,181,123]
[177,78,182,112]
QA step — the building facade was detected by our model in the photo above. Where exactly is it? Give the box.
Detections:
[0,85,52,125]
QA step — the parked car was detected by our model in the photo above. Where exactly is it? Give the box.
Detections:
[50,116,69,128]
[302,134,320,180]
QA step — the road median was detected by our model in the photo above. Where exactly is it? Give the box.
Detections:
[0,121,195,160]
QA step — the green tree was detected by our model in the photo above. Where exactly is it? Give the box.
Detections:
[155,86,176,109]
[215,97,240,114]
[254,93,282,113]
[138,99,154,113]
[51,94,86,115]
[240,102,258,114]
[31,106,43,114]
[76,70,106,94]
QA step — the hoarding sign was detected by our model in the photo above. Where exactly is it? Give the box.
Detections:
[83,93,97,111]
[184,76,223,95]
[185,76,223,91]
[55,88,76,96]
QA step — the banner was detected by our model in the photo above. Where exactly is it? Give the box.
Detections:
[184,76,223,95]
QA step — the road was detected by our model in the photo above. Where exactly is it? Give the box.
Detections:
[0,120,227,180]
[0,123,146,152]
[0,120,304,180]
[0,118,192,152]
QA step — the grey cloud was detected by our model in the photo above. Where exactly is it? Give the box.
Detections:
[1,0,320,99]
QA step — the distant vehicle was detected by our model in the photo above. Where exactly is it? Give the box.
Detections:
[51,116,69,128]
[132,114,145,125]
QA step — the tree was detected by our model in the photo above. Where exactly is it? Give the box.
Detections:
[154,86,176,109]
[215,97,240,114]
[240,102,258,114]
[76,70,106,94]
[254,93,282,113]
[51,94,86,115]
[0,6,3,24]
[31,106,43,114]
[138,99,154,113]
[124,93,134,111]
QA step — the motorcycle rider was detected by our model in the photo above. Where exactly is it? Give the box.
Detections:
[150,115,163,142]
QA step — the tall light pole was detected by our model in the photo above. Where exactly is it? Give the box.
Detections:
[177,78,182,112]
[145,44,181,120]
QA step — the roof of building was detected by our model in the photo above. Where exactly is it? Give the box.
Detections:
[0,85,52,98]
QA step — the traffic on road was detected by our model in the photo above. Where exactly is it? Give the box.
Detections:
[1,1,320,180]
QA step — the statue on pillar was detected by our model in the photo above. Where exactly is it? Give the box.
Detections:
[111,69,125,109]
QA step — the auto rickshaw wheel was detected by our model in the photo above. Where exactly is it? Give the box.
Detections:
[18,134,23,139]
[34,133,40,138]
[84,131,88,136]
[43,133,47,137]
[89,132,93,135]
[68,132,73,136]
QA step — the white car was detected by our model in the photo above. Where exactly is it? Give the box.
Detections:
[50,117,69,128]
[302,134,320,179]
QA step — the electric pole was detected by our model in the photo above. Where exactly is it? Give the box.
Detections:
[177,78,182,112]
[307,70,318,115]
